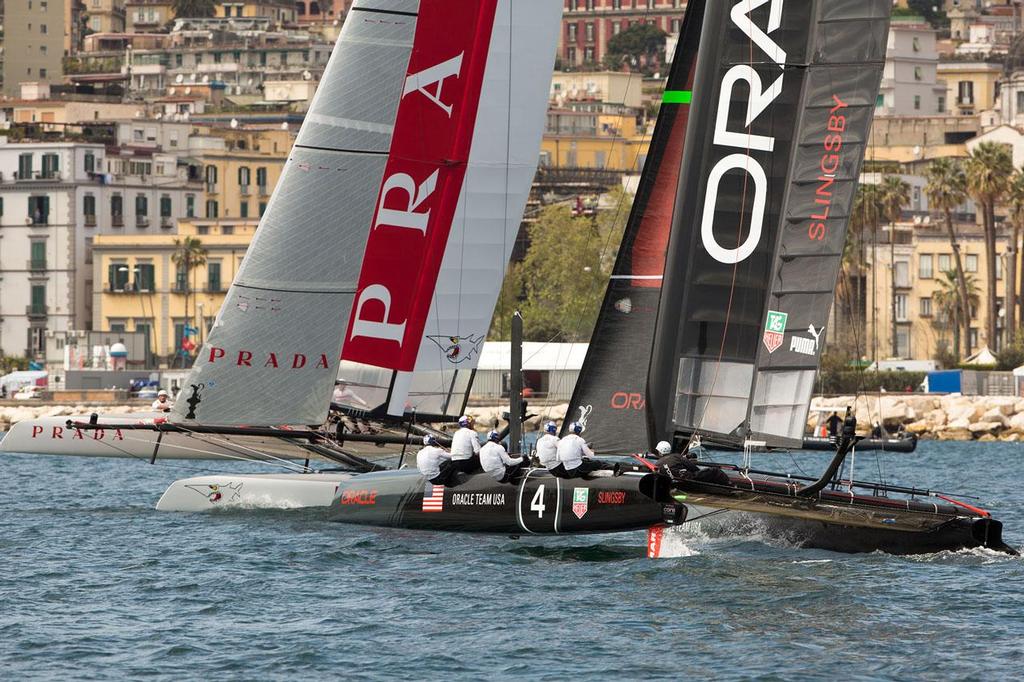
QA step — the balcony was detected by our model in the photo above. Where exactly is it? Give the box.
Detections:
[240,184,250,196]
[160,216,174,229]
[15,171,62,182]
[112,214,124,227]
[26,304,48,317]
[206,183,218,194]
[258,185,268,196]
[28,259,47,271]
[27,214,49,226]
[136,215,150,228]
[85,214,97,227]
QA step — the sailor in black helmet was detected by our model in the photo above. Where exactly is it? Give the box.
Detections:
[656,436,730,485]
[480,430,525,484]
[416,434,457,486]
[551,421,616,478]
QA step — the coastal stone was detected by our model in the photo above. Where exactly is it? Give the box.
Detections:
[924,409,947,427]
[1000,432,1023,442]
[977,433,999,442]
[905,420,931,435]
[981,408,1009,427]
[967,421,1002,434]
[937,428,972,441]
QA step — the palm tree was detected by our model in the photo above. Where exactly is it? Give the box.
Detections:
[924,158,972,357]
[880,175,910,357]
[1006,168,1024,344]
[853,183,884,362]
[965,142,1013,350]
[933,270,980,359]
[171,236,207,364]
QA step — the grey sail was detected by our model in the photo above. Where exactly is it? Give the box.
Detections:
[171,0,420,426]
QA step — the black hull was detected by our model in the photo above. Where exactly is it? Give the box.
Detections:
[802,435,918,453]
[328,468,677,535]
[676,475,1016,556]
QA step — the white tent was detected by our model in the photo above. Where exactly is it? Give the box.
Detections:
[473,342,588,401]
[963,346,998,366]
[0,370,48,396]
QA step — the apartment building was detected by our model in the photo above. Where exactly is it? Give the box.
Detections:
[91,219,256,363]
[199,128,292,221]
[878,19,948,117]
[2,0,65,96]
[558,0,686,69]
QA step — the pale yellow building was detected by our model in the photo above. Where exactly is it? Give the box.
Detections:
[541,105,650,171]
[125,0,174,32]
[215,0,296,23]
[84,0,127,34]
[865,222,1008,362]
[198,127,293,221]
[91,219,257,364]
[549,71,643,109]
[938,61,1002,117]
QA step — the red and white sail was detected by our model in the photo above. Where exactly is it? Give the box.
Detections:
[172,0,559,426]
[339,0,561,418]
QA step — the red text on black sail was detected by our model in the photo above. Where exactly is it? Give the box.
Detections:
[807,95,849,242]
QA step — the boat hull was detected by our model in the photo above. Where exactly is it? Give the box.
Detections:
[676,476,1016,555]
[0,414,308,461]
[328,468,678,535]
[156,472,356,511]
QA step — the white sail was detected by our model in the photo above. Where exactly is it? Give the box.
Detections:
[338,0,561,418]
[171,0,420,426]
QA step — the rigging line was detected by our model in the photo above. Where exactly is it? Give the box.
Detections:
[532,0,661,398]
[688,16,758,448]
[176,426,314,473]
[122,430,311,472]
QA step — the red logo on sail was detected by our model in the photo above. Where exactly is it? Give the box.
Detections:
[342,2,499,372]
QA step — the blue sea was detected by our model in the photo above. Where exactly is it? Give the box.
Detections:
[2,441,1022,680]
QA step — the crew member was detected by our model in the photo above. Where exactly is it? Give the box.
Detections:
[332,379,368,407]
[870,421,884,439]
[450,415,482,473]
[536,421,560,470]
[480,431,525,484]
[655,438,731,485]
[416,434,457,486]
[825,411,843,438]
[152,389,173,413]
[551,422,616,478]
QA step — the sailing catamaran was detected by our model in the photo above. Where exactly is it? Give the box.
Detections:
[8,0,1015,555]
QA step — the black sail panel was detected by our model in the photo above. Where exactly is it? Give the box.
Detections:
[651,0,891,448]
[562,0,705,452]
[749,4,890,447]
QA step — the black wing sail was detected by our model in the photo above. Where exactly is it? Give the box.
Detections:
[563,0,706,452]
[650,0,890,449]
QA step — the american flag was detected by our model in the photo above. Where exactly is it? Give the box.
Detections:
[422,483,444,512]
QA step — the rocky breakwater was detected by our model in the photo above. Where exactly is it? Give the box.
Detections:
[0,404,152,432]
[812,395,1024,442]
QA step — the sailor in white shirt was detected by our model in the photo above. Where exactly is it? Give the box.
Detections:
[450,415,482,473]
[536,421,560,470]
[416,434,456,485]
[480,431,525,483]
[151,389,173,413]
[552,421,616,478]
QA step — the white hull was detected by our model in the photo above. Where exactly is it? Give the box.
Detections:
[156,472,355,511]
[0,413,307,461]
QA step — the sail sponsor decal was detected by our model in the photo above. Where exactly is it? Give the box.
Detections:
[789,324,823,357]
[32,425,125,441]
[422,482,445,512]
[342,1,499,372]
[701,0,787,266]
[597,490,627,505]
[185,482,243,504]
[762,310,787,354]
[204,346,336,370]
[610,392,645,410]
[575,405,593,432]
[646,525,665,558]
[572,487,590,519]
[807,95,849,243]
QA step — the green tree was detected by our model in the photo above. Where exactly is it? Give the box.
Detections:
[171,236,208,363]
[880,175,910,357]
[924,157,972,356]
[933,269,979,359]
[172,0,215,18]
[1005,168,1024,345]
[965,142,1013,350]
[852,182,884,361]
[602,23,667,72]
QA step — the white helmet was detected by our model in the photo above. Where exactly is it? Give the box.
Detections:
[655,440,672,456]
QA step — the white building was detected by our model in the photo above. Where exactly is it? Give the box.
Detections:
[0,130,204,361]
[878,20,948,117]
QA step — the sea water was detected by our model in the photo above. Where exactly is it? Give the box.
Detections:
[1,441,1022,680]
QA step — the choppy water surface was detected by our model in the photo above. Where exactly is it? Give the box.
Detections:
[2,441,1023,680]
